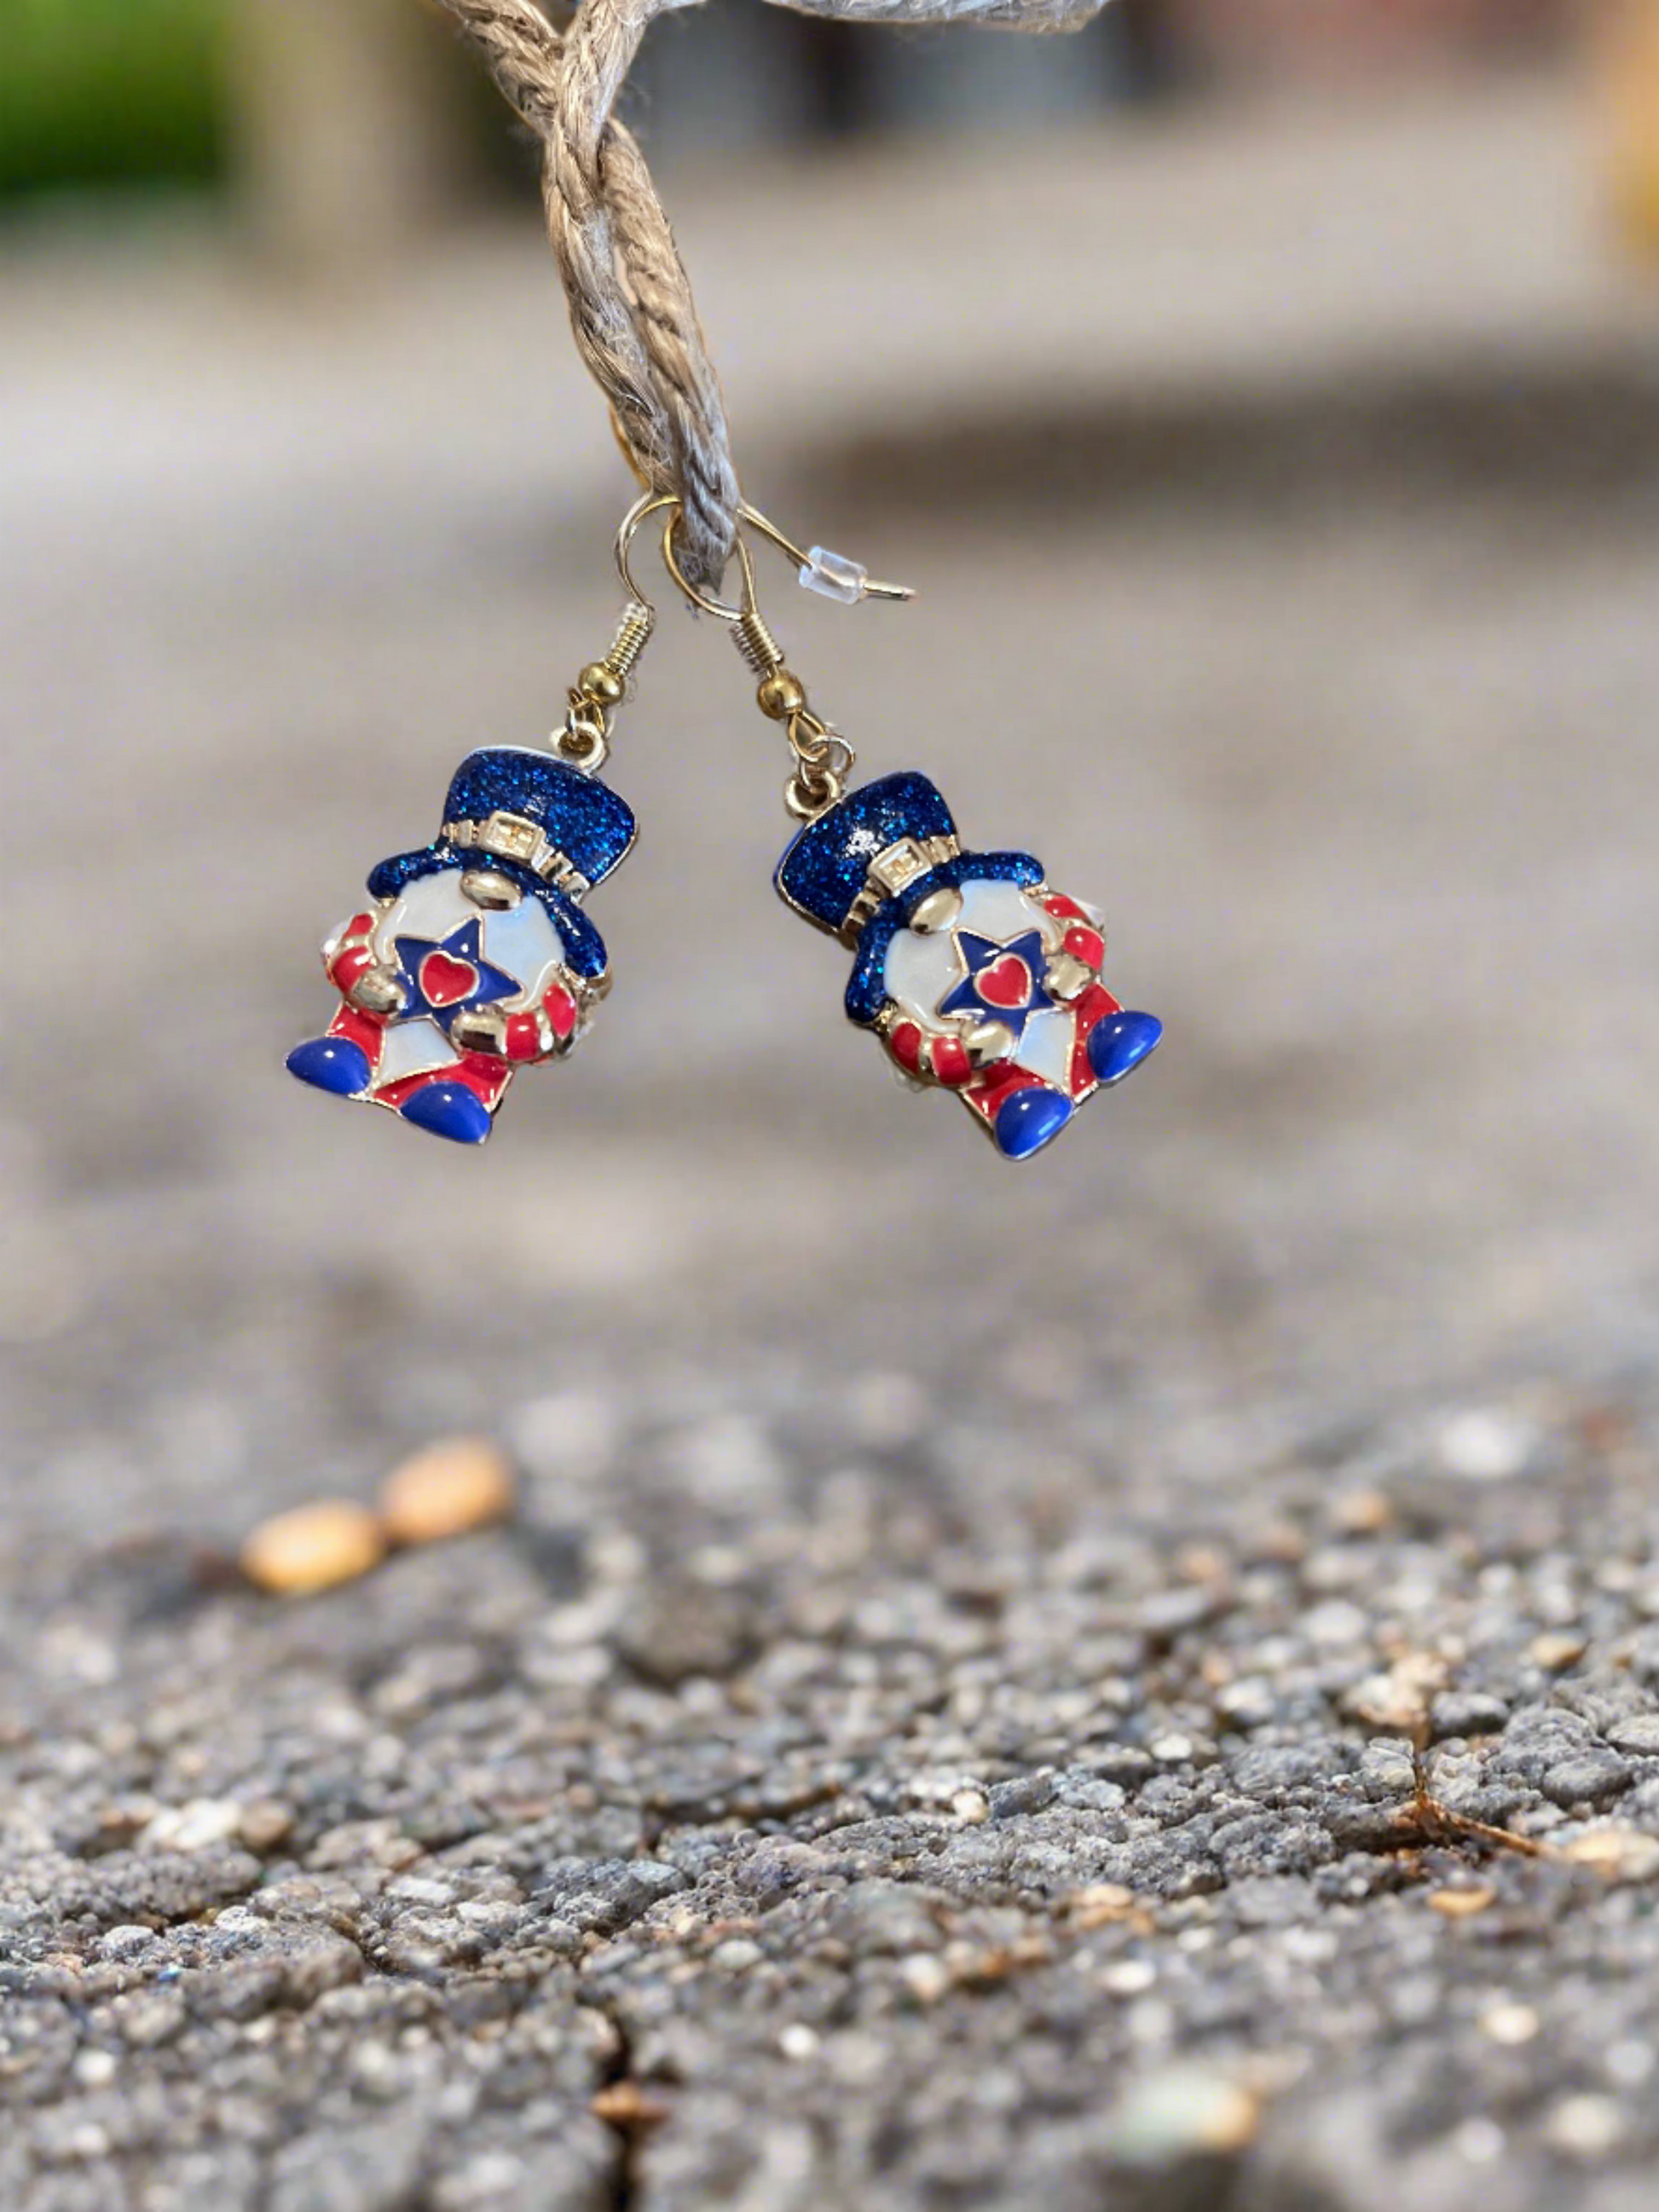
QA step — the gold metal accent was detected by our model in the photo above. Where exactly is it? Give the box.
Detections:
[869,839,932,897]
[552,597,656,773]
[450,1004,507,1054]
[756,671,806,721]
[443,814,592,896]
[621,489,911,823]
[460,869,522,910]
[481,812,539,864]
[1043,953,1093,1003]
[578,661,626,708]
[349,966,407,1018]
[909,886,962,935]
[963,1020,1015,1069]
[839,835,962,943]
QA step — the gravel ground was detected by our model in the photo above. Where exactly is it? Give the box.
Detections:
[9,83,1659,2212]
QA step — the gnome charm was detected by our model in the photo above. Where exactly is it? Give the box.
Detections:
[776,772,1161,1162]
[287,747,637,1146]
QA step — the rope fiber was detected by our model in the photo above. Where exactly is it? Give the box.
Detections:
[432,0,1109,591]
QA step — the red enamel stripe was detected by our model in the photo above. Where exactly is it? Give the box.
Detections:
[328,1005,384,1060]
[963,1063,1044,1124]
[328,942,374,994]
[930,1036,973,1089]
[887,1021,924,1076]
[543,984,579,1041]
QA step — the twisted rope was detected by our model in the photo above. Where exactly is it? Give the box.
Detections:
[432,0,1109,591]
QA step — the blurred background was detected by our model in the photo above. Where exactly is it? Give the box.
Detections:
[9,6,1659,2205]
[5,0,1659,1505]
[7,0,1659,1479]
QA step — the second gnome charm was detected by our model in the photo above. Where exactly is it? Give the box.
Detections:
[286,748,636,1145]
[777,772,1161,1161]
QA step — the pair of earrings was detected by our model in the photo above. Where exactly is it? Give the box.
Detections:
[286,497,1161,1163]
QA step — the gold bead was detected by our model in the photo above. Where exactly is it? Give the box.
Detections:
[910,887,962,936]
[1043,953,1093,1003]
[963,1020,1016,1068]
[757,670,807,720]
[578,662,626,707]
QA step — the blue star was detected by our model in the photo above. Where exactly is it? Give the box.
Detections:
[938,928,1052,1042]
[392,918,519,1035]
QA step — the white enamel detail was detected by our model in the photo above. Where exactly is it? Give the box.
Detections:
[882,881,1064,1032]
[370,867,568,1019]
[372,870,477,962]
[883,925,963,1031]
[375,1016,464,1083]
[1013,1007,1076,1091]
[953,880,1061,949]
[480,897,565,1003]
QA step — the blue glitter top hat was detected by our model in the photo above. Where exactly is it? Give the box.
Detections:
[776,772,955,934]
[439,749,637,887]
[776,771,1045,1027]
[367,748,637,983]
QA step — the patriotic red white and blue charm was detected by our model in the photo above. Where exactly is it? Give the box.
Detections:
[286,748,638,1146]
[645,496,1162,1164]
[286,593,652,1147]
[775,772,1161,1162]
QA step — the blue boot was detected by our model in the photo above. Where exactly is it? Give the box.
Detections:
[993,1086,1074,1161]
[286,1037,371,1097]
[398,1082,493,1146]
[1087,1010,1163,1088]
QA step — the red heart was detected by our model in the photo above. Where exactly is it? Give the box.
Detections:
[420,950,480,1008]
[976,953,1032,1011]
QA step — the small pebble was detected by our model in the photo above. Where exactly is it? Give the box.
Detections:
[1454,2117,1506,2164]
[378,1437,515,1546]
[899,1953,952,2005]
[1330,1488,1394,1535]
[1482,2001,1540,2046]
[238,1799,297,1852]
[1530,1632,1587,1671]
[591,2081,669,2129]
[1428,1885,1496,1919]
[1563,1827,1659,1880]
[1545,2094,1624,2159]
[143,1798,243,1853]
[118,1993,187,2048]
[98,1926,156,1960]
[1066,1885,1142,1929]
[1105,2064,1260,2163]
[240,1501,385,1595]
[1605,2038,1655,2086]
[779,2024,819,2060]
[1436,1407,1539,1481]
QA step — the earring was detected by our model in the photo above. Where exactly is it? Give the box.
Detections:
[286,542,654,1146]
[658,502,1162,1164]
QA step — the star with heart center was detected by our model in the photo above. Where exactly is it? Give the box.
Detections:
[938,928,1052,1040]
[393,918,519,1033]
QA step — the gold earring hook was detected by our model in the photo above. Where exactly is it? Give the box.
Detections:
[654,502,912,615]
[738,505,914,605]
[654,506,857,821]
[622,492,910,821]
[616,489,678,605]
[550,497,663,776]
